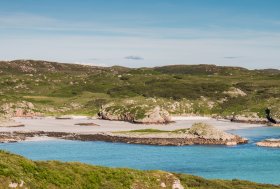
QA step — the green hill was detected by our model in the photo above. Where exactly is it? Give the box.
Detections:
[0,150,279,189]
[0,60,279,118]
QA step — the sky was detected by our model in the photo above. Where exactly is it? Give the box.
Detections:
[0,0,280,69]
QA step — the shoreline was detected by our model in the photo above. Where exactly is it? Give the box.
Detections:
[0,116,260,145]
[0,130,248,146]
[6,116,264,133]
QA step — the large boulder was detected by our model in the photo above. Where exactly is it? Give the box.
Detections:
[99,104,171,124]
[188,122,248,145]
[188,122,235,140]
[134,106,171,124]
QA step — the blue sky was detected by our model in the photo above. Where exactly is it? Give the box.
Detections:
[0,0,280,68]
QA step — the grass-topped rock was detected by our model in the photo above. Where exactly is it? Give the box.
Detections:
[99,122,248,146]
[99,103,171,124]
[188,122,236,141]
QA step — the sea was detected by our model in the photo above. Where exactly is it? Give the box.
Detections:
[0,127,280,184]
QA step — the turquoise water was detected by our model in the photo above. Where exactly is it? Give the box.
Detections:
[0,127,280,184]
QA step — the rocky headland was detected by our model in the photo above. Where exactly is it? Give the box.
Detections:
[0,123,248,146]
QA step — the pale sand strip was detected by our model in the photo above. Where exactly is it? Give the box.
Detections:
[24,136,59,142]
[0,117,263,135]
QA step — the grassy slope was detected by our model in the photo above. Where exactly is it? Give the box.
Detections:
[0,150,279,189]
[0,60,279,118]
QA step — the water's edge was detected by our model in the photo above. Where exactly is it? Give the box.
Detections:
[0,127,279,185]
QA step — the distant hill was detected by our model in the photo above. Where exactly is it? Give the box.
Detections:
[154,64,250,75]
[0,60,279,118]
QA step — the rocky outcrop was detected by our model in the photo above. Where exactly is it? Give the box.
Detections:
[0,101,40,118]
[228,114,280,126]
[0,123,248,146]
[0,133,25,143]
[256,139,280,148]
[66,123,247,146]
[133,106,171,124]
[229,115,268,124]
[99,105,171,124]
[65,133,247,146]
[223,87,247,97]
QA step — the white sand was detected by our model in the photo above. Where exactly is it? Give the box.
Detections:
[25,136,58,141]
[0,117,264,135]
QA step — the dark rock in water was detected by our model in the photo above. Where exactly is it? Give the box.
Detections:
[265,108,277,124]
[55,116,72,119]
[75,123,100,126]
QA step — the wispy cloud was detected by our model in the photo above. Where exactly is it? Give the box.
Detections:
[124,56,144,60]
[224,56,242,59]
[0,13,280,69]
[1,13,280,40]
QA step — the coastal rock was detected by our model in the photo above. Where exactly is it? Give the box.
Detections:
[0,122,248,146]
[134,106,171,124]
[229,115,268,124]
[99,105,171,124]
[188,122,235,140]
[66,123,248,146]
[256,139,280,148]
[0,133,25,143]
[1,101,40,118]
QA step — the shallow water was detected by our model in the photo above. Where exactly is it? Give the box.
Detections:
[0,127,280,184]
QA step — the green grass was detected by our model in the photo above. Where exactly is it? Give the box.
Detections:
[0,60,279,119]
[0,150,279,189]
[127,129,170,133]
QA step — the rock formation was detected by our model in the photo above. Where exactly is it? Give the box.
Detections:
[133,106,171,124]
[99,105,171,124]
[0,101,40,118]
[256,139,280,148]
[0,123,248,146]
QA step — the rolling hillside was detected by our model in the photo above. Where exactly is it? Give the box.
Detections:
[0,60,279,119]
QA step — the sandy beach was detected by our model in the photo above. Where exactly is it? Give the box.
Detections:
[0,116,263,136]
